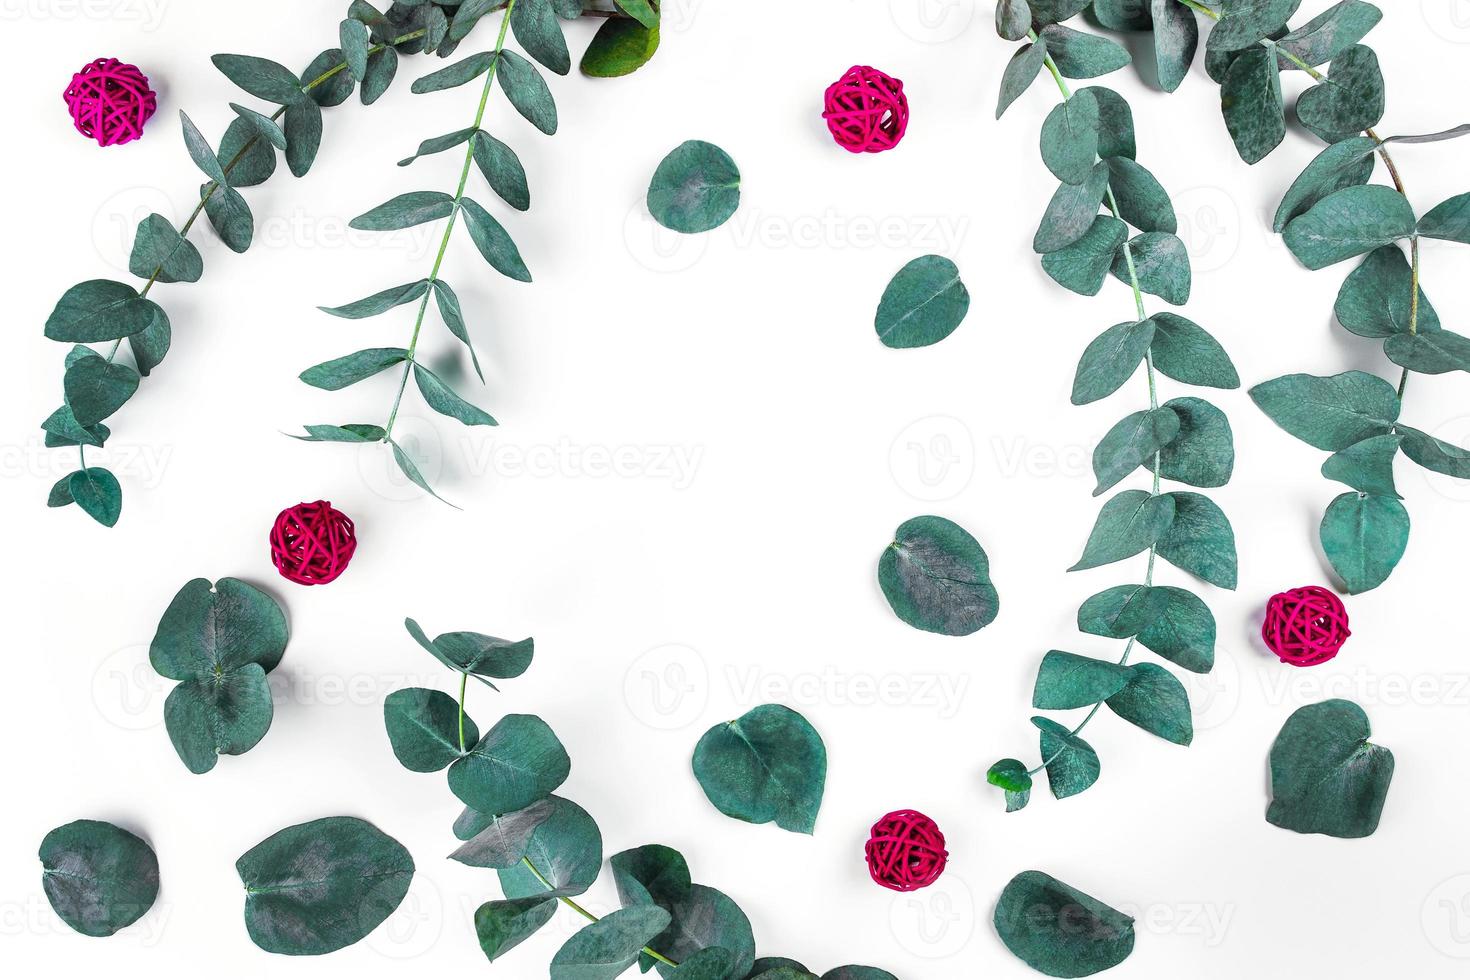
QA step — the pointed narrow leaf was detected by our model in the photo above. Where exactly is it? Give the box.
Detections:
[414,363,498,426]
[319,280,429,319]
[351,191,456,231]
[498,50,558,134]
[299,347,408,390]
[459,197,533,281]
[473,131,531,211]
[212,54,305,104]
[997,40,1048,119]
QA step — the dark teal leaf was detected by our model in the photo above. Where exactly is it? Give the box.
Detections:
[1105,157,1177,233]
[1040,24,1132,78]
[1149,313,1240,388]
[498,50,559,134]
[352,191,457,231]
[1384,330,1470,375]
[878,515,1000,636]
[513,0,571,76]
[218,114,277,187]
[68,467,122,527]
[1085,86,1136,159]
[237,816,414,955]
[1278,1,1382,67]
[411,51,496,94]
[1220,47,1285,164]
[150,576,288,678]
[180,112,223,185]
[1296,45,1384,143]
[64,355,139,426]
[671,947,744,978]
[384,687,478,772]
[995,871,1134,976]
[202,183,254,253]
[1114,232,1190,304]
[451,799,556,868]
[648,885,755,980]
[1041,216,1128,295]
[433,280,485,381]
[303,49,354,107]
[398,127,477,166]
[360,47,399,105]
[1267,699,1393,837]
[212,53,305,104]
[498,796,603,899]
[1070,489,1176,571]
[1040,90,1100,185]
[475,897,558,961]
[163,667,273,773]
[1028,0,1091,26]
[1335,245,1440,337]
[1274,136,1378,232]
[822,969,898,980]
[1032,651,1130,710]
[1092,407,1181,495]
[1208,0,1302,51]
[1092,0,1152,30]
[1157,396,1235,488]
[647,140,741,234]
[229,102,288,150]
[44,279,160,343]
[42,406,108,448]
[551,907,671,980]
[1034,162,1111,253]
[1321,433,1401,497]
[1399,426,1470,479]
[997,39,1049,119]
[414,362,499,426]
[1418,192,1470,244]
[299,347,409,390]
[1283,185,1416,269]
[1072,319,1155,405]
[459,197,533,281]
[448,713,571,815]
[1152,0,1199,92]
[283,99,324,177]
[292,423,386,443]
[340,18,371,81]
[1156,491,1238,589]
[610,843,692,909]
[1078,584,1170,639]
[1031,718,1100,799]
[130,306,170,376]
[1136,585,1216,673]
[129,213,203,283]
[39,820,159,938]
[1321,491,1409,592]
[473,131,531,211]
[873,255,970,349]
[48,474,75,508]
[692,704,827,834]
[1250,371,1398,450]
[1106,662,1192,745]
[319,280,430,319]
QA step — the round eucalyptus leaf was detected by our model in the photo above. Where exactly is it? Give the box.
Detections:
[447,713,570,815]
[874,255,971,349]
[878,515,999,636]
[647,140,741,234]
[384,687,478,772]
[651,884,756,980]
[39,820,159,938]
[994,870,1135,977]
[151,577,288,678]
[237,816,414,956]
[691,703,827,835]
[550,906,671,979]
[1267,699,1393,838]
[498,796,603,900]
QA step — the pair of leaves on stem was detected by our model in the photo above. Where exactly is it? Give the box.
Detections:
[148,577,288,774]
[997,23,1132,119]
[647,139,742,234]
[1074,487,1238,589]
[1033,651,1193,744]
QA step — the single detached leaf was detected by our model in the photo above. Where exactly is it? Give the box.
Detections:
[130,213,203,283]
[299,347,409,390]
[1221,47,1285,164]
[68,467,123,527]
[1070,489,1176,571]
[1040,90,1101,185]
[1335,245,1440,338]
[1032,718,1100,799]
[1034,162,1111,253]
[1418,192,1470,244]
[1092,407,1181,495]
[1136,585,1216,673]
[237,816,414,955]
[64,355,139,427]
[878,515,1000,636]
[994,870,1135,977]
[1320,491,1409,593]
[448,713,571,816]
[475,897,558,961]
[874,255,970,349]
[1152,0,1199,92]
[39,820,159,938]
[1106,662,1192,745]
[1114,233,1190,305]
[1040,24,1131,79]
[1041,216,1128,296]
[319,280,430,319]
[459,196,533,281]
[384,687,478,772]
[1321,433,1402,497]
[45,279,161,343]
[1284,185,1417,270]
[1274,136,1378,232]
[1251,370,1399,451]
[212,53,305,104]
[498,50,559,134]
[997,39,1048,119]
[1155,491,1238,589]
[414,363,499,426]
[351,191,456,231]
[1072,319,1155,405]
[550,907,672,980]
[1296,45,1385,143]
[1157,396,1235,488]
[692,704,827,834]
[1149,313,1240,388]
[498,796,603,899]
[1078,584,1170,639]
[1267,699,1393,837]
[647,140,741,234]
[1032,651,1131,710]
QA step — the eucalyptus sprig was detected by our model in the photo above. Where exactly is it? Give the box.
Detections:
[385,618,896,978]
[1027,1,1470,590]
[986,8,1241,810]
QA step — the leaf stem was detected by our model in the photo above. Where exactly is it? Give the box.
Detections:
[517,856,680,968]
[383,8,515,440]
[457,670,469,753]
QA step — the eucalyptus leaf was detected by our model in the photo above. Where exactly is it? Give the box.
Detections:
[1040,24,1132,79]
[550,907,671,980]
[1086,86,1136,159]
[129,213,204,283]
[1041,216,1128,296]
[391,438,458,508]
[44,279,160,343]
[433,280,486,381]
[498,50,559,134]
[414,362,499,426]
[1155,491,1238,589]
[1149,313,1240,388]
[987,758,1034,813]
[498,796,603,899]
[1320,491,1409,593]
[1040,90,1101,186]
[1078,584,1170,639]
[475,897,559,961]
[1091,407,1181,495]
[1072,319,1155,405]
[1221,47,1285,164]
[203,183,255,253]
[878,515,1000,636]
[459,196,533,281]
[1277,1,1382,67]
[1032,718,1100,799]
[212,53,306,104]
[1399,426,1470,479]
[1208,0,1302,52]
[1267,699,1393,837]
[1034,162,1111,253]
[292,423,386,443]
[1152,0,1198,92]
[340,17,371,81]
[1105,157,1177,234]
[1283,184,1416,270]
[164,667,274,774]
[873,255,970,349]
[610,843,692,909]
[1249,371,1398,450]
[513,0,571,76]
[1070,490,1176,571]
[997,40,1049,119]
[1321,433,1401,497]
[1384,330,1470,375]
[411,51,496,94]
[1157,396,1235,488]
[996,0,1032,41]
[384,687,478,772]
[360,47,399,104]
[448,713,571,816]
[647,140,741,234]
[215,114,278,187]
[1136,585,1216,673]
[473,131,531,211]
[1032,651,1131,710]
[1418,192,1470,244]
[1106,663,1192,745]
[299,347,409,390]
[39,820,159,938]
[994,870,1135,977]
[236,816,414,955]
[649,885,756,980]
[1114,233,1190,304]
[229,102,288,150]
[1274,136,1378,232]
[303,48,355,107]
[1295,45,1384,143]
[351,190,456,231]
[284,99,324,177]
[319,280,430,319]
[1335,245,1440,337]
[42,407,108,449]
[64,355,139,427]
[692,704,827,834]
[614,0,659,28]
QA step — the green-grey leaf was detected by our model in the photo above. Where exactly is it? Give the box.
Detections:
[180,110,228,184]
[1296,45,1384,143]
[390,438,458,508]
[1031,718,1100,799]
[996,0,1032,41]
[351,190,456,231]
[237,816,414,955]
[498,796,603,899]
[1136,585,1216,673]
[692,704,827,835]
[203,183,254,253]
[414,362,499,426]
[1418,192,1470,244]
[473,131,531,211]
[1284,184,1416,269]
[360,47,399,104]
[411,51,496,94]
[1274,136,1378,232]
[1267,699,1393,837]
[384,687,478,772]
[1041,216,1128,296]
[44,279,161,343]
[448,713,571,815]
[229,102,288,150]
[129,306,171,376]
[1105,157,1177,234]
[475,897,559,961]
[647,140,741,234]
[1155,491,1238,589]
[1040,24,1132,78]
[1157,396,1235,488]
[1078,584,1170,639]
[995,870,1134,976]
[1335,245,1440,338]
[340,17,371,81]
[64,355,139,427]
[1321,433,1401,497]
[303,48,354,107]
[68,467,123,527]
[1034,162,1111,253]
[1086,86,1136,159]
[452,799,556,866]
[1070,489,1176,571]
[551,907,671,980]
[997,39,1049,119]
[498,50,559,134]
[48,474,74,508]
[1150,313,1239,388]
[433,280,485,381]
[1250,371,1398,450]
[1106,662,1192,745]
[1092,407,1181,495]
[130,213,204,283]
[1032,651,1131,710]
[1208,0,1302,52]
[1221,47,1285,164]
[1152,0,1199,92]
[581,18,661,78]
[878,515,1000,636]
[648,885,755,980]
[212,53,305,104]
[874,255,970,349]
[513,0,571,76]
[1114,233,1190,304]
[292,423,386,443]
[1399,426,1470,479]
[39,820,159,938]
[283,99,323,177]
[1072,319,1155,405]
[44,407,107,449]
[459,197,533,281]
[1277,1,1382,67]
[299,347,409,390]
[1320,491,1409,593]
[163,666,273,774]
[610,843,692,910]
[1040,90,1100,185]
[319,280,429,319]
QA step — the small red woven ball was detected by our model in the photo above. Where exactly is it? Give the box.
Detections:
[1262,585,1351,667]
[270,501,357,586]
[823,65,909,154]
[63,58,157,147]
[865,809,947,892]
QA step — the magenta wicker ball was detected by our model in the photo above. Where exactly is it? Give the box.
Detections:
[1262,585,1351,667]
[865,809,947,892]
[63,58,157,147]
[823,65,909,154]
[270,501,357,586]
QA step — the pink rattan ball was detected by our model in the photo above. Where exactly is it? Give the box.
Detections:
[270,501,357,586]
[63,58,157,147]
[822,65,909,154]
[865,809,947,892]
[1262,585,1351,667]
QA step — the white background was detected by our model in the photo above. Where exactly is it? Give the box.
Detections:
[4,1,1470,977]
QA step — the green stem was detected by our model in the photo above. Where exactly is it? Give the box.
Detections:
[457,671,469,753]
[1397,234,1421,399]
[383,7,515,440]
[517,856,680,968]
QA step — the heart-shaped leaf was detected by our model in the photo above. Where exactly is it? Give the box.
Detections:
[692,704,827,834]
[1267,699,1393,837]
[384,687,478,772]
[39,820,159,937]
